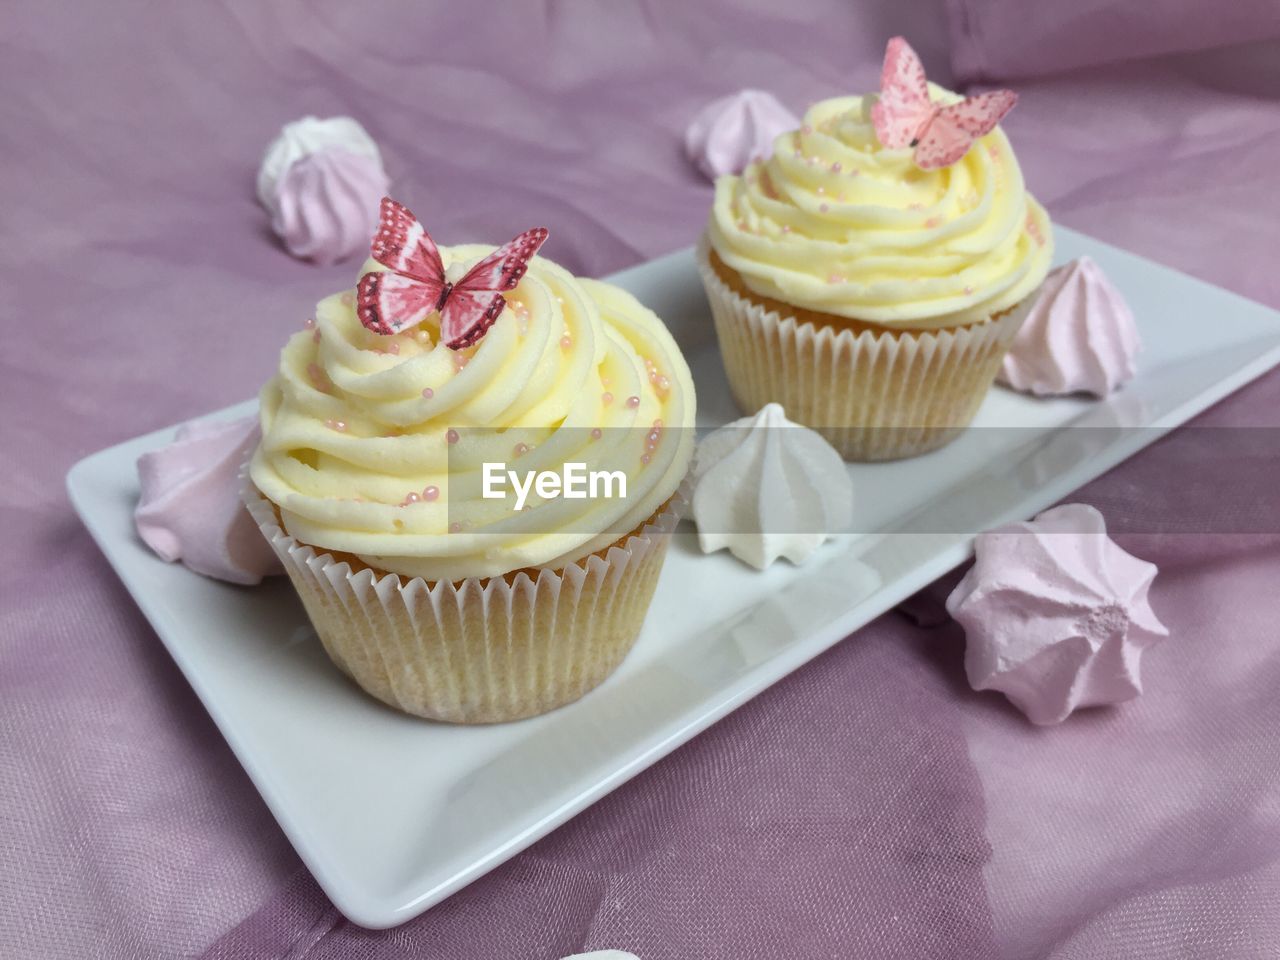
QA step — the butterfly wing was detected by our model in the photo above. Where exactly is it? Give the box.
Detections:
[357,198,448,335]
[915,90,1017,170]
[369,197,446,284]
[356,272,440,336]
[871,36,935,149]
[439,227,549,349]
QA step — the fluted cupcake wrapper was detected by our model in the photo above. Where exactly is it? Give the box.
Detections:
[696,240,1031,461]
[243,485,681,723]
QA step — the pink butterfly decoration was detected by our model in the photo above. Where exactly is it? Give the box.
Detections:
[356,198,548,349]
[870,37,1017,171]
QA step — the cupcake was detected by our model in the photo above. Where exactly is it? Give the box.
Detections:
[698,37,1053,460]
[247,199,695,723]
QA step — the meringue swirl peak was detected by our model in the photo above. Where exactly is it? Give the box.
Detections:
[999,256,1141,397]
[258,116,390,265]
[685,89,799,180]
[691,403,853,569]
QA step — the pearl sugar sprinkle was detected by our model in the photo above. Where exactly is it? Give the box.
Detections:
[395,485,440,506]
[644,357,671,396]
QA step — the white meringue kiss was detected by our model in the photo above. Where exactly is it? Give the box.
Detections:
[691,403,853,569]
[684,89,799,180]
[946,503,1169,725]
[999,256,1141,397]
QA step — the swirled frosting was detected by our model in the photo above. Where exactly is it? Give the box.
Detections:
[707,87,1053,329]
[250,246,695,581]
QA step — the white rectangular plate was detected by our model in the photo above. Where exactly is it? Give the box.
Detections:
[68,227,1280,928]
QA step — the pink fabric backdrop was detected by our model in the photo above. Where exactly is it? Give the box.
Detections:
[3,2,1280,957]
[946,0,1280,82]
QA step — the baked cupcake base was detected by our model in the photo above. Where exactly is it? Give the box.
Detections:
[245,491,679,724]
[698,242,1031,461]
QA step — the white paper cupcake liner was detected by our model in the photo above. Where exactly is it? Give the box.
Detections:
[697,241,1030,461]
[244,486,681,723]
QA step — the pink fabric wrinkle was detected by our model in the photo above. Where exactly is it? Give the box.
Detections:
[944,0,1280,82]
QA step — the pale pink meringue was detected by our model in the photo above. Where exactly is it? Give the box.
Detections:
[999,256,1141,397]
[258,116,390,265]
[135,415,282,585]
[271,150,388,265]
[946,503,1169,725]
[684,89,799,180]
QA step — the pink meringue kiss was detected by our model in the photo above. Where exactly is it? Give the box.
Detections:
[257,116,390,265]
[946,503,1169,725]
[684,89,799,180]
[135,415,282,585]
[272,150,389,265]
[999,256,1141,398]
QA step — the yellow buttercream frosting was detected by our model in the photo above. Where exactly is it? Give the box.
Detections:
[250,245,695,581]
[707,87,1053,329]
